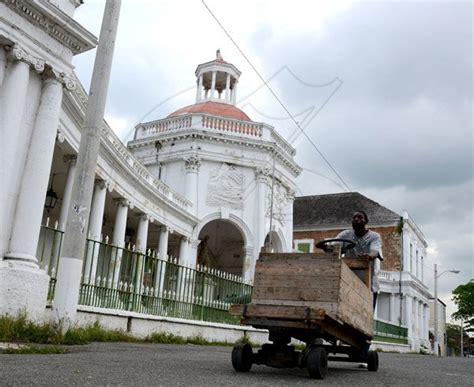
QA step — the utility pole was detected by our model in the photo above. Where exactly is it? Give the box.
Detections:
[267,153,276,253]
[434,263,439,356]
[460,319,464,357]
[53,0,122,327]
[433,264,460,356]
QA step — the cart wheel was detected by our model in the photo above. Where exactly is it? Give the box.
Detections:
[232,344,253,372]
[367,351,379,372]
[307,347,328,379]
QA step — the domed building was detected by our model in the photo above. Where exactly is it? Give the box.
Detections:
[128,51,301,281]
[0,0,299,337]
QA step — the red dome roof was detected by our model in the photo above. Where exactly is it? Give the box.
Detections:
[167,101,251,122]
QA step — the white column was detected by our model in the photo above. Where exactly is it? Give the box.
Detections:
[210,70,216,98]
[188,239,199,269]
[195,74,203,102]
[179,236,190,266]
[158,226,169,260]
[255,168,268,251]
[88,180,108,241]
[0,46,7,87]
[110,199,129,287]
[424,304,429,342]
[58,155,77,231]
[154,226,169,297]
[0,51,32,257]
[112,199,129,247]
[136,214,150,253]
[418,300,424,343]
[242,246,254,283]
[224,73,231,101]
[83,179,109,282]
[5,77,64,266]
[232,79,238,104]
[405,295,413,345]
[134,214,150,292]
[413,297,419,344]
[390,293,396,323]
[184,155,200,216]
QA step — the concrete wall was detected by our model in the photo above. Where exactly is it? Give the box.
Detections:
[51,306,270,345]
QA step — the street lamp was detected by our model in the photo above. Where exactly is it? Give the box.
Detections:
[434,264,460,356]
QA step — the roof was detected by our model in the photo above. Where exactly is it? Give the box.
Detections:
[167,101,251,121]
[293,192,401,229]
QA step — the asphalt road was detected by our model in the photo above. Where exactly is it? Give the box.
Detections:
[1,343,472,386]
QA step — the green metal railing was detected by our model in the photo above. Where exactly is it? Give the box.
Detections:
[36,222,63,301]
[38,226,252,325]
[374,319,408,344]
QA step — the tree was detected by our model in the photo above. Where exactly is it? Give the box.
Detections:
[446,323,471,356]
[452,279,474,332]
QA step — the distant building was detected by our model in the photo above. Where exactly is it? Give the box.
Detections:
[293,192,432,352]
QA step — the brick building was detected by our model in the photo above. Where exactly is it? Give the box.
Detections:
[293,192,432,352]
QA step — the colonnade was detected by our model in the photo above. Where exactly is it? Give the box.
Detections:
[195,71,238,104]
[0,44,76,319]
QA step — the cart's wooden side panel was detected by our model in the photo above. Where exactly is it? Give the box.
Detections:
[252,255,341,317]
[251,253,373,338]
[338,263,373,337]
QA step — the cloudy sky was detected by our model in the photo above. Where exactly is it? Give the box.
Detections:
[72,0,473,320]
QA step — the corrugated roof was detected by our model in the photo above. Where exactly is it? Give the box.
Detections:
[294,192,401,228]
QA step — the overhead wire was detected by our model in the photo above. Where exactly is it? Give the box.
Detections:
[201,0,351,193]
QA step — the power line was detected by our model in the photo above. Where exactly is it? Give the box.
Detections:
[201,0,351,192]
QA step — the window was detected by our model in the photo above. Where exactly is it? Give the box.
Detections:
[294,239,314,253]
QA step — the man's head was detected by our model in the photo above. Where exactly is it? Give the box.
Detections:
[352,210,368,231]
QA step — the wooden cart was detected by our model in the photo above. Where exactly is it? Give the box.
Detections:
[229,249,379,379]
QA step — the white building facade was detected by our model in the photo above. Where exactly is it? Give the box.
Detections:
[0,1,299,334]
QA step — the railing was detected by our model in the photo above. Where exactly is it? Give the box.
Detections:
[36,221,63,301]
[100,126,192,212]
[201,115,263,137]
[38,227,252,325]
[133,113,264,140]
[270,129,296,156]
[374,319,408,344]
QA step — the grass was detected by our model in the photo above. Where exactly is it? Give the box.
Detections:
[0,313,254,350]
[1,345,67,355]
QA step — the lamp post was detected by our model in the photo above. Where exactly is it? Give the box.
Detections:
[433,264,460,356]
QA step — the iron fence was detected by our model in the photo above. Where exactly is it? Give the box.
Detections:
[38,226,252,325]
[36,221,63,301]
[374,319,409,344]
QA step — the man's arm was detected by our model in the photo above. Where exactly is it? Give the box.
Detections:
[367,232,384,261]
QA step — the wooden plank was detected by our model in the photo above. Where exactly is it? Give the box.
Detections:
[254,262,341,276]
[336,261,373,336]
[340,263,372,300]
[253,274,340,289]
[252,286,339,302]
[259,252,337,261]
[235,304,326,321]
[341,257,370,269]
[257,256,339,267]
[229,304,245,316]
[250,299,339,316]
